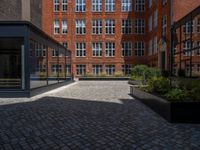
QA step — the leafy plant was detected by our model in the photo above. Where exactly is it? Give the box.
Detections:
[190,85,200,101]
[165,89,186,101]
[147,77,171,94]
[131,65,161,84]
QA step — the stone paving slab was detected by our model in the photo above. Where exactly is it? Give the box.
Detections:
[0,81,200,150]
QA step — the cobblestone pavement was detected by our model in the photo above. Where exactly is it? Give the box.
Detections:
[0,81,200,150]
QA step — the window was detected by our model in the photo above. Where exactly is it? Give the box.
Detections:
[92,20,102,34]
[149,0,152,8]
[62,20,68,34]
[52,49,59,57]
[105,0,115,12]
[197,41,200,56]
[35,43,46,57]
[65,64,71,75]
[92,0,102,12]
[122,0,132,12]
[154,9,158,28]
[148,40,152,56]
[76,20,86,34]
[162,15,167,36]
[54,0,60,12]
[52,64,62,73]
[198,17,200,32]
[62,42,68,48]
[183,41,193,56]
[106,19,115,34]
[106,42,115,57]
[54,20,60,34]
[76,0,86,12]
[185,64,194,75]
[76,65,86,75]
[197,64,200,72]
[106,65,115,75]
[93,65,102,75]
[183,20,194,34]
[122,19,132,34]
[162,0,167,5]
[36,64,46,73]
[149,15,152,32]
[135,0,145,12]
[93,42,102,56]
[122,42,132,56]
[122,64,131,75]
[62,0,68,11]
[135,41,145,56]
[153,36,158,54]
[76,43,86,57]
[135,19,145,34]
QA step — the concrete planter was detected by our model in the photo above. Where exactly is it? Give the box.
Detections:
[128,80,143,85]
[79,77,130,81]
[130,86,200,123]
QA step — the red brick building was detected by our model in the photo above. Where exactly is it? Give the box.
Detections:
[42,0,200,76]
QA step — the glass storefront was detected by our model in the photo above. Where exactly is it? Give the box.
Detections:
[0,38,24,89]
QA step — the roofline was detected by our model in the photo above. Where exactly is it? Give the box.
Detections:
[0,21,71,52]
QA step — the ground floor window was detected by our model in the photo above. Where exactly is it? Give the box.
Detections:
[92,65,102,75]
[65,64,71,76]
[52,64,62,73]
[122,64,131,75]
[106,65,115,75]
[76,64,86,75]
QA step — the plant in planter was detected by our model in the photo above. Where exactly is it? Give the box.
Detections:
[131,65,161,85]
[165,89,187,101]
[114,71,124,77]
[147,77,171,94]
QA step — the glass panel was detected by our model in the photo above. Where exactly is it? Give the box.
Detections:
[0,38,23,89]
[48,47,59,85]
[30,41,48,89]
[59,47,66,83]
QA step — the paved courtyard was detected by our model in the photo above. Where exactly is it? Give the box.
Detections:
[0,81,200,150]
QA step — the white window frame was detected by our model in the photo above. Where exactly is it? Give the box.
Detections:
[76,43,86,57]
[135,19,145,34]
[62,20,68,34]
[105,0,115,12]
[76,20,86,35]
[154,9,158,28]
[65,64,71,75]
[149,15,153,32]
[122,42,132,56]
[184,20,194,34]
[106,65,115,75]
[92,20,102,34]
[93,42,102,57]
[76,0,86,12]
[54,20,60,34]
[76,64,86,75]
[135,0,145,12]
[122,19,132,34]
[106,42,115,57]
[183,41,193,56]
[162,15,167,36]
[122,0,132,12]
[54,0,60,12]
[92,65,103,75]
[135,41,145,56]
[92,0,102,12]
[62,0,68,11]
[106,19,115,34]
[52,64,62,73]
[122,64,131,75]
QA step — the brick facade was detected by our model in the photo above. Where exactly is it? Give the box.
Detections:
[42,0,200,76]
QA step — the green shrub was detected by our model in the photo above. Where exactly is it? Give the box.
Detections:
[148,77,171,94]
[190,85,200,101]
[165,89,186,101]
[131,65,161,84]
[178,78,200,91]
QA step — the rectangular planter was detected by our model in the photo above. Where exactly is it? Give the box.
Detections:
[79,77,130,81]
[130,86,200,123]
